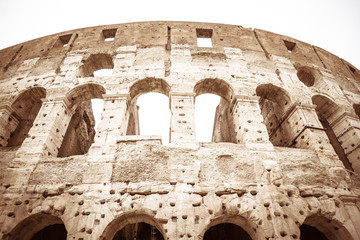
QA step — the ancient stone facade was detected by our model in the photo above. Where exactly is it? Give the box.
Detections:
[0,21,360,240]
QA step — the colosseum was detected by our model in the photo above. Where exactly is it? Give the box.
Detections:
[0,21,359,240]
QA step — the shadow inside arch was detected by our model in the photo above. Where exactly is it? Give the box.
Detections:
[100,212,166,240]
[2,213,67,240]
[200,215,264,240]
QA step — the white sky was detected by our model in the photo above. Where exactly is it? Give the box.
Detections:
[1,0,359,144]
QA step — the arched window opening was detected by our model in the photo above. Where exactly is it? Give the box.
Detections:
[6,87,46,147]
[203,223,252,240]
[5,213,67,240]
[256,84,292,147]
[58,84,105,157]
[77,53,114,77]
[100,214,166,240]
[300,224,328,240]
[128,78,171,145]
[296,66,316,87]
[300,216,353,240]
[113,222,164,240]
[194,79,236,143]
[312,95,353,171]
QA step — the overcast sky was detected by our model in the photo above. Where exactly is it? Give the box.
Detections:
[0,0,359,144]
[1,0,359,68]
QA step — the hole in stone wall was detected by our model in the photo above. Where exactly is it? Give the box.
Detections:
[55,34,72,48]
[296,67,315,87]
[348,65,356,74]
[77,54,114,77]
[196,28,213,47]
[136,93,170,145]
[203,223,252,240]
[113,222,164,240]
[102,28,117,42]
[283,40,296,52]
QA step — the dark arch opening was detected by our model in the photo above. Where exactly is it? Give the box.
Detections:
[100,213,166,240]
[300,224,328,240]
[6,87,46,147]
[256,84,292,147]
[300,215,354,240]
[4,213,67,240]
[57,83,105,157]
[296,66,316,87]
[30,224,67,240]
[203,223,252,240]
[113,222,164,240]
[77,53,114,77]
[312,95,353,170]
[194,79,236,143]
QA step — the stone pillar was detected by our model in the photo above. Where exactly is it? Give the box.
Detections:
[89,94,129,154]
[340,195,360,239]
[16,97,73,156]
[272,103,335,152]
[329,111,360,172]
[0,105,19,147]
[232,95,273,150]
[169,92,196,147]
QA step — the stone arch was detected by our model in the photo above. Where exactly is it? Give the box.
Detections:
[77,53,114,77]
[300,215,354,240]
[129,78,171,102]
[58,83,106,157]
[66,83,106,110]
[100,212,166,240]
[194,78,236,143]
[256,84,292,116]
[2,213,67,240]
[5,87,46,147]
[199,215,263,240]
[312,94,352,170]
[256,84,292,146]
[194,78,234,103]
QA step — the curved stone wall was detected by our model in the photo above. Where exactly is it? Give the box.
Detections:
[0,21,359,240]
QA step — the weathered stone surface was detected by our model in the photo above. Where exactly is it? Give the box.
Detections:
[0,21,359,240]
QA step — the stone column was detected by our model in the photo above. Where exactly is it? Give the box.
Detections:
[340,195,360,239]
[272,103,335,152]
[16,97,74,156]
[169,92,196,147]
[89,94,130,154]
[0,105,19,147]
[329,111,360,172]
[232,95,273,150]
